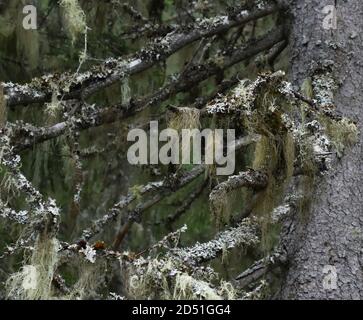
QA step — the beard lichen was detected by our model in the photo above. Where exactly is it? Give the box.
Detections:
[64,259,106,300]
[121,77,131,105]
[126,258,173,300]
[209,187,230,230]
[0,84,6,128]
[6,235,60,300]
[60,0,87,44]
[172,273,222,300]
[125,256,237,300]
[45,92,61,122]
[320,116,358,158]
[167,107,201,132]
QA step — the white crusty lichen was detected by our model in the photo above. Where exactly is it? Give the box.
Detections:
[0,199,28,224]
[171,218,259,265]
[121,220,259,300]
[168,107,201,132]
[0,83,6,127]
[79,244,97,264]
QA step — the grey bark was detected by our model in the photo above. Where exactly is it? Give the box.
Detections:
[280,0,363,299]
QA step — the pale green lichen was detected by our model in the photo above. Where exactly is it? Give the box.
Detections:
[121,77,131,104]
[64,260,106,300]
[6,236,60,300]
[45,92,61,121]
[168,107,201,132]
[173,273,222,300]
[59,0,87,43]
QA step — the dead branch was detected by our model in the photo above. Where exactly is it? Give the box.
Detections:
[3,4,279,108]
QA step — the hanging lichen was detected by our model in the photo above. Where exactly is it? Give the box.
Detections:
[173,273,222,300]
[0,84,6,128]
[251,134,294,252]
[1,169,21,201]
[121,77,131,104]
[320,116,358,158]
[64,259,106,300]
[209,186,232,230]
[59,0,87,43]
[126,258,173,299]
[125,256,237,300]
[45,92,61,122]
[241,74,295,252]
[167,107,201,132]
[6,235,60,300]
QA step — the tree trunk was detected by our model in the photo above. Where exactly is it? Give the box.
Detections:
[280,0,363,299]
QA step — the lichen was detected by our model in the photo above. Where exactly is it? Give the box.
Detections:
[64,260,106,300]
[45,92,61,121]
[320,116,358,158]
[60,0,87,43]
[209,187,230,229]
[121,77,131,104]
[125,256,236,300]
[167,107,201,132]
[241,280,269,300]
[6,236,60,300]
[173,273,222,300]
[0,84,6,128]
